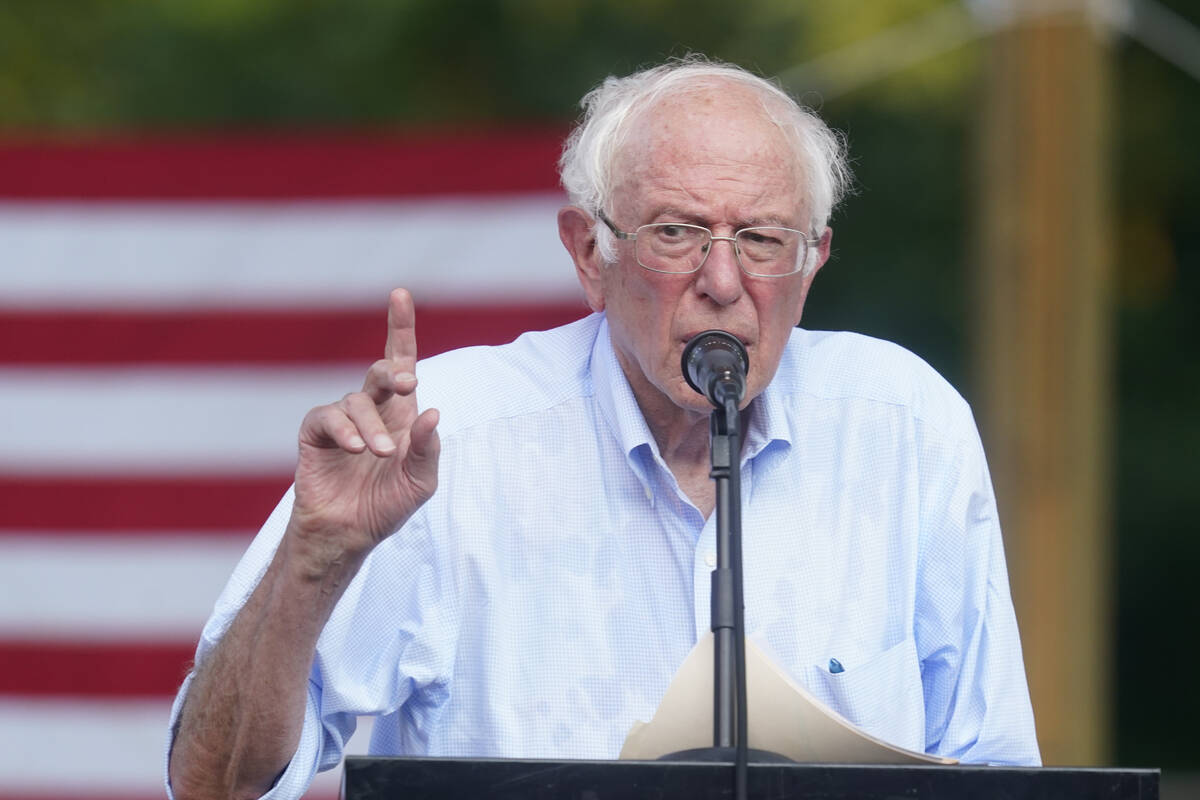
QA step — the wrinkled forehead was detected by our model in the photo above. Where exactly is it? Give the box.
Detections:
[612,82,805,210]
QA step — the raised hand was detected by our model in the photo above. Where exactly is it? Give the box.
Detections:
[169,291,441,800]
[289,288,441,560]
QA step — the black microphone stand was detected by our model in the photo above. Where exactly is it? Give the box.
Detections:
[667,332,791,800]
[713,392,748,794]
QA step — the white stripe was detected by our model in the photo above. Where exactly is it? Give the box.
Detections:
[0,699,371,796]
[0,366,362,474]
[0,535,249,639]
[0,699,175,794]
[0,196,579,309]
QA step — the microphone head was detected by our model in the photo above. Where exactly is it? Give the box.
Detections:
[681,330,750,406]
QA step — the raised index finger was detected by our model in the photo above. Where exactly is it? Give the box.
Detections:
[383,288,419,366]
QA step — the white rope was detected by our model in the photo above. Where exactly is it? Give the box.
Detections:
[1124,0,1200,82]
[775,0,1200,100]
[777,3,980,100]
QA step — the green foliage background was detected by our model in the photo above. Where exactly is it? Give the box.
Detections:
[2,0,1196,769]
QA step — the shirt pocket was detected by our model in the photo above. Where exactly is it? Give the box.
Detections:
[807,637,925,752]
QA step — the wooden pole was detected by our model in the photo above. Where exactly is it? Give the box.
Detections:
[973,5,1113,765]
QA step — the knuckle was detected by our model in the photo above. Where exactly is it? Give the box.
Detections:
[300,403,351,441]
[305,402,336,424]
[365,359,391,382]
[362,360,400,397]
[341,391,369,409]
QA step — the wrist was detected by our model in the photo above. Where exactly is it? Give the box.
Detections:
[280,513,370,586]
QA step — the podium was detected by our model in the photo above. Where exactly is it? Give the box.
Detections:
[342,756,1159,799]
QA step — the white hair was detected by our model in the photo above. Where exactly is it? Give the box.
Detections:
[558,56,852,275]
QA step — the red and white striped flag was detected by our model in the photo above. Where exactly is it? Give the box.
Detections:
[0,129,587,799]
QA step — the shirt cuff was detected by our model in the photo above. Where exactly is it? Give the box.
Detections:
[164,674,326,800]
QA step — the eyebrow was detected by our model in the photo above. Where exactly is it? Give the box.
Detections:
[646,207,799,229]
[643,206,703,225]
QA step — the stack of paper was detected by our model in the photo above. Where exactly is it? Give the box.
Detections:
[620,633,956,765]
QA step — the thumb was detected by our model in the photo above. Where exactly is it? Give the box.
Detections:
[402,408,441,494]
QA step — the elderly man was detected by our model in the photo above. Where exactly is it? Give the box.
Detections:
[167,58,1040,800]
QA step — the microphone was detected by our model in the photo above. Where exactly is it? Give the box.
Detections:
[681,330,750,408]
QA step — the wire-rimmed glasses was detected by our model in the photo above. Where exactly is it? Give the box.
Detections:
[598,211,816,277]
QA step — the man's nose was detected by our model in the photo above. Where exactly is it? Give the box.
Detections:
[694,236,744,305]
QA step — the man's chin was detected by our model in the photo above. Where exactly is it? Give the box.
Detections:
[670,377,762,415]
[670,388,719,415]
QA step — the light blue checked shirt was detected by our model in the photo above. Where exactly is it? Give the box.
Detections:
[168,312,1040,799]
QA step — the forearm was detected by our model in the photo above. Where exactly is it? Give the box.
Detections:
[168,524,367,800]
[169,289,439,799]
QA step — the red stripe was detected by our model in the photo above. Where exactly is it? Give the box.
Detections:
[0,476,291,532]
[0,640,194,698]
[0,303,586,366]
[0,129,567,199]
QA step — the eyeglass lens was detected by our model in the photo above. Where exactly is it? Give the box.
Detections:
[637,223,805,275]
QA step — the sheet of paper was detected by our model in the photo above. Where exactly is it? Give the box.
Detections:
[620,633,956,765]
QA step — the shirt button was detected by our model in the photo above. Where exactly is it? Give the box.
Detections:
[704,553,716,567]
[643,486,653,501]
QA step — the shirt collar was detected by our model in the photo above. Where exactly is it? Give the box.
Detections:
[591,315,658,463]
[743,362,793,462]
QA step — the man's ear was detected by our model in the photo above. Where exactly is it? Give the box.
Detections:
[792,226,833,326]
[812,226,833,276]
[558,206,606,312]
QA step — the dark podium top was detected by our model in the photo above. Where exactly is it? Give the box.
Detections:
[342,756,1159,800]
